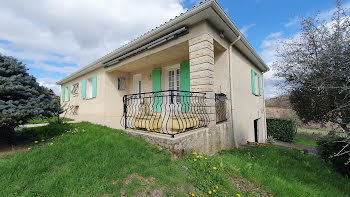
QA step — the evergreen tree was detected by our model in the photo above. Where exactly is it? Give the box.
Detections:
[0,54,62,143]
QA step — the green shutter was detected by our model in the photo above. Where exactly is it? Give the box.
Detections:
[258,74,262,96]
[67,86,71,101]
[180,60,190,112]
[81,79,86,99]
[152,68,161,112]
[251,69,256,95]
[92,75,97,98]
[62,87,65,102]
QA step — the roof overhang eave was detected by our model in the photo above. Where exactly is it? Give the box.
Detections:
[56,0,269,85]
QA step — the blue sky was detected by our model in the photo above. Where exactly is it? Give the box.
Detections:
[0,0,348,98]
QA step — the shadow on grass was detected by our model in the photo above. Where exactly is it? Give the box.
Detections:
[0,123,76,155]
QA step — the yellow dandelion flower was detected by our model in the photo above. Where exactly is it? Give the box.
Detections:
[212,167,217,170]
[34,141,38,143]
[213,189,216,193]
[200,155,203,158]
[192,152,197,155]
[205,157,208,160]
[27,147,31,150]
[248,152,250,154]
[41,139,45,142]
[193,159,197,162]
[198,152,201,154]
[216,185,219,189]
[191,194,195,197]
[208,191,212,195]
[236,194,241,197]
[49,143,54,146]
[196,156,199,158]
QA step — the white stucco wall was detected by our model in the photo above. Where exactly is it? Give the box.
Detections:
[230,47,267,145]
[61,67,106,116]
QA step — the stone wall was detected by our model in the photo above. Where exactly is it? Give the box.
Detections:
[124,122,233,156]
[189,34,216,127]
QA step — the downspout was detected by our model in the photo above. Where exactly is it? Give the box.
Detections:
[228,35,241,148]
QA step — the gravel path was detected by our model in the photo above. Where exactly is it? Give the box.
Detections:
[18,120,81,129]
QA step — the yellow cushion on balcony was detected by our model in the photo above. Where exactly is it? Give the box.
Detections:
[132,115,162,131]
[169,114,199,132]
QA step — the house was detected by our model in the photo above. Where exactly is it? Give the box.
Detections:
[57,0,269,154]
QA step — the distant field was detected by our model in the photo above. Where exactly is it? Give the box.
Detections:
[265,95,340,131]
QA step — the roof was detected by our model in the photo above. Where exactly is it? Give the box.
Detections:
[57,0,269,85]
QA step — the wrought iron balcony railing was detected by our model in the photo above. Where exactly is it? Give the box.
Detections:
[121,90,209,137]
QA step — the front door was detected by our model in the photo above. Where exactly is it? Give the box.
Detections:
[254,119,259,143]
[133,74,142,94]
[133,74,142,106]
[166,67,181,112]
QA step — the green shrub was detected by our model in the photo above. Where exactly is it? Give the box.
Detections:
[316,132,350,177]
[267,118,296,142]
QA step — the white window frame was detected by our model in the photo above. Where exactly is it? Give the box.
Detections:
[86,78,93,99]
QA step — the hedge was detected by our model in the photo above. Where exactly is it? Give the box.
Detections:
[267,118,296,142]
[316,133,350,177]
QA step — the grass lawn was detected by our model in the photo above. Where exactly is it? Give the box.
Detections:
[1,122,349,197]
[27,117,73,124]
[293,135,317,147]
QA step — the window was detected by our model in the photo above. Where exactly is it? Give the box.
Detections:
[251,69,262,96]
[86,78,93,99]
[168,68,180,103]
[255,72,259,94]
[66,87,69,101]
[81,76,97,99]
[168,69,180,91]
[118,77,126,90]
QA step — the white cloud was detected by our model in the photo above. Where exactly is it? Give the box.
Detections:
[318,1,350,21]
[29,63,78,75]
[37,77,62,95]
[284,17,299,27]
[0,0,186,94]
[266,32,283,39]
[240,24,256,37]
[261,1,350,99]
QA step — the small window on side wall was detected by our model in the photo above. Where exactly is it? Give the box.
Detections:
[118,77,126,90]
[251,69,262,96]
[82,75,97,100]
[66,87,69,101]
[86,78,93,99]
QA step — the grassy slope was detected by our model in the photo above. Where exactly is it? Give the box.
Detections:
[218,146,350,197]
[27,117,73,124]
[1,123,350,197]
[1,123,189,196]
[293,136,317,147]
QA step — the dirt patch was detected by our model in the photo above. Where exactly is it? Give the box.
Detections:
[120,173,164,197]
[230,176,272,197]
[0,141,31,157]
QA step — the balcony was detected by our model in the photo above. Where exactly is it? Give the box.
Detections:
[121,90,209,137]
